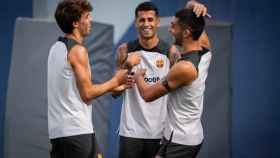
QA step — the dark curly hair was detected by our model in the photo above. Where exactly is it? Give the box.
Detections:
[55,0,92,33]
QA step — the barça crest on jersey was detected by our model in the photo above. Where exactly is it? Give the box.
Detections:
[156,58,164,68]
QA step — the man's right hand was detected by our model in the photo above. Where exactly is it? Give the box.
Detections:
[113,69,128,85]
[111,72,134,97]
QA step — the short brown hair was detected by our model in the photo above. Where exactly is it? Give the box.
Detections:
[55,0,92,33]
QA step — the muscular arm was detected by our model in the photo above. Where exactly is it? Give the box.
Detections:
[116,43,141,70]
[68,45,126,104]
[116,43,129,69]
[111,43,129,97]
[168,45,180,66]
[112,43,141,97]
[135,61,198,102]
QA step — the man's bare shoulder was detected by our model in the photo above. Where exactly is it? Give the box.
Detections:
[68,44,88,64]
[169,44,178,53]
[117,43,128,53]
[169,60,198,84]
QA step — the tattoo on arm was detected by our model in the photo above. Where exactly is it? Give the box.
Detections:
[116,44,128,69]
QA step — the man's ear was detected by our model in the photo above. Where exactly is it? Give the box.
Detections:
[73,21,79,28]
[156,16,160,27]
[183,29,191,38]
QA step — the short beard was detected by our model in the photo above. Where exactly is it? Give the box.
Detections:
[172,31,183,46]
[174,37,182,46]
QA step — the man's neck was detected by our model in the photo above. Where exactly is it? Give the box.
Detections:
[138,35,159,49]
[65,30,84,44]
[181,39,202,54]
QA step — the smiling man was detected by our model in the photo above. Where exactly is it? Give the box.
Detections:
[113,2,176,158]
[134,8,212,158]
[113,1,209,158]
